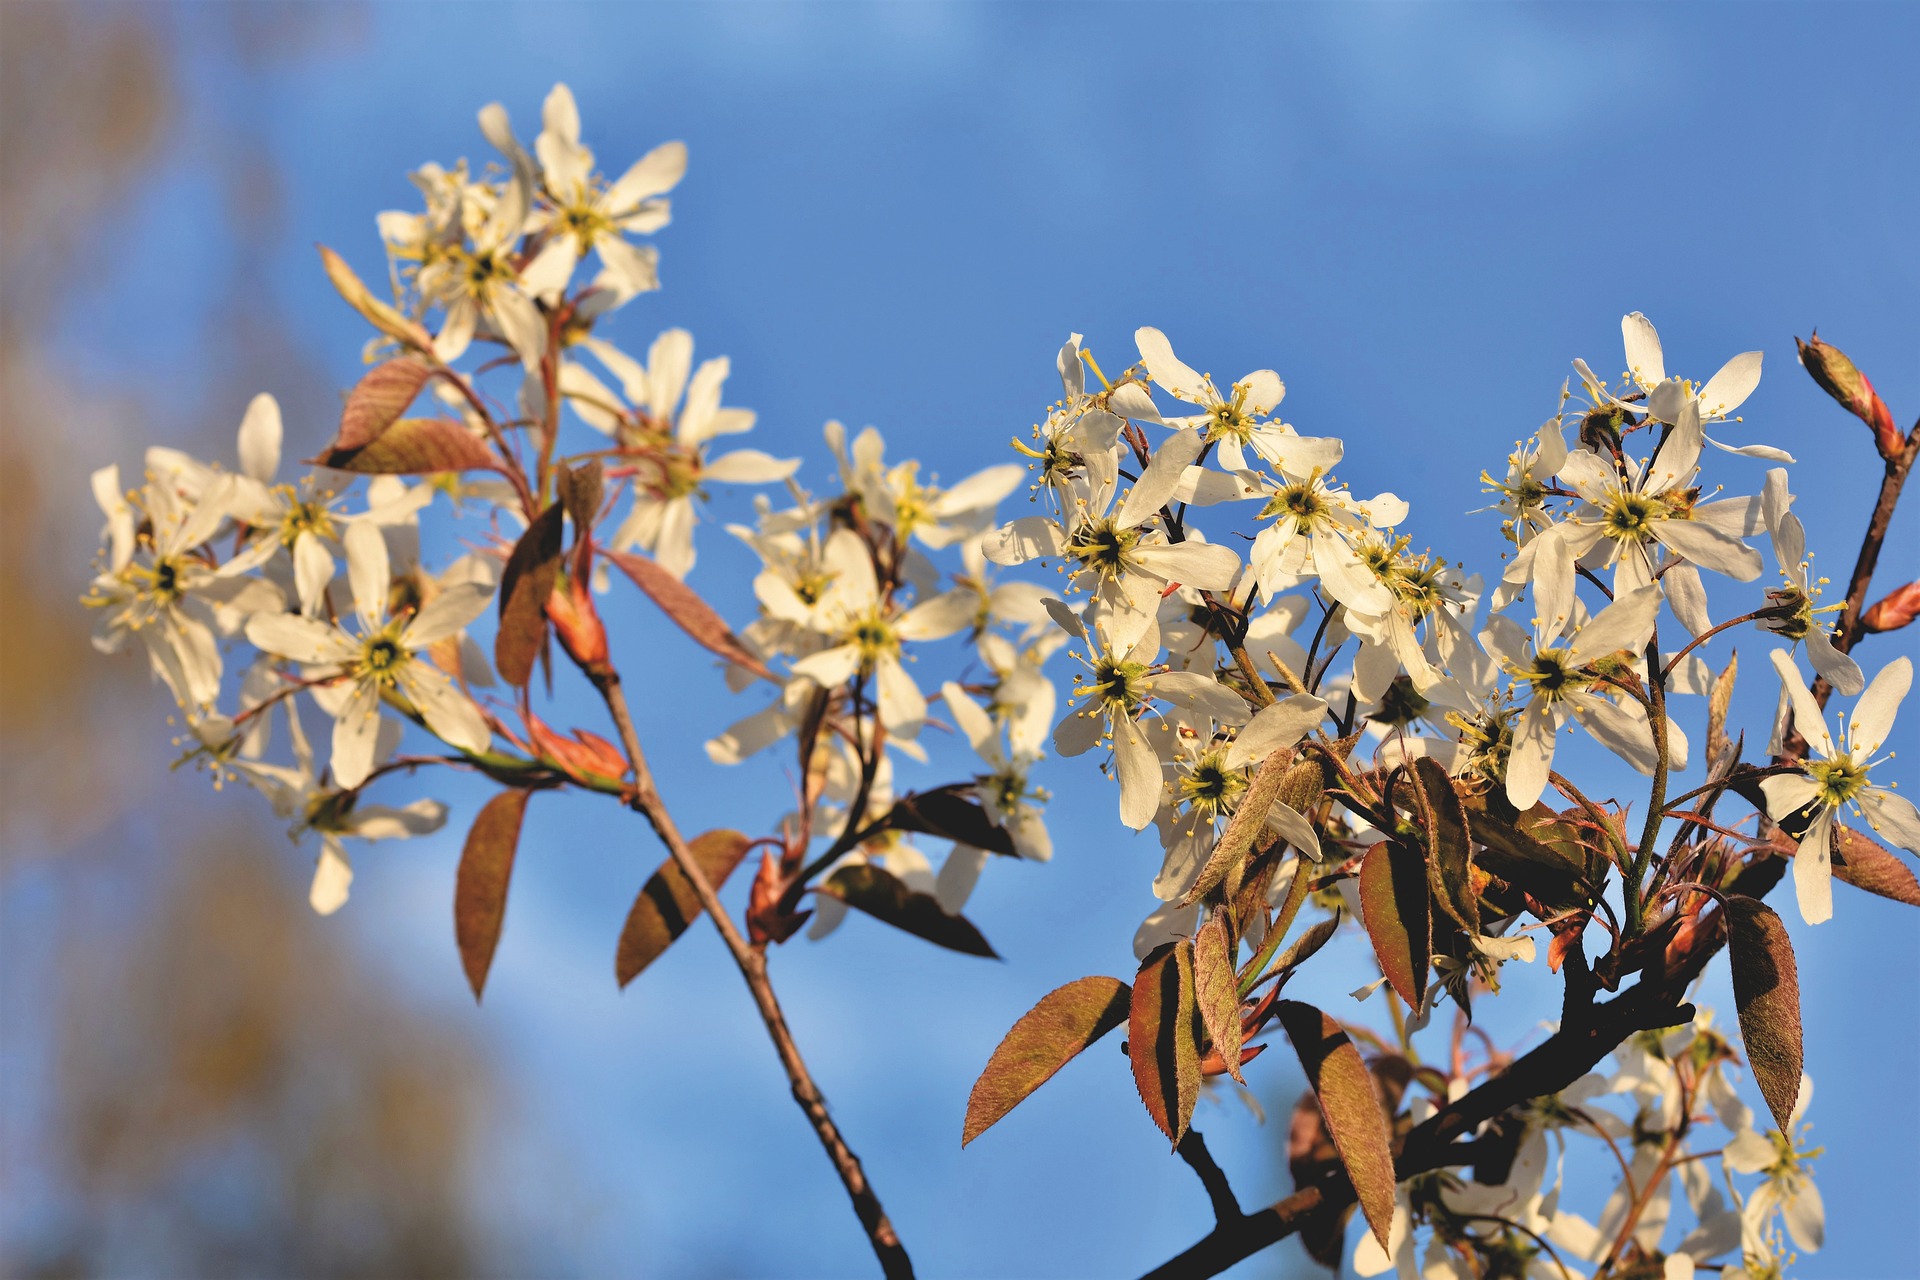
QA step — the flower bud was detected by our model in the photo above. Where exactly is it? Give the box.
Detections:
[746,851,809,946]
[1796,332,1902,459]
[525,712,628,785]
[545,571,610,677]
[1861,580,1920,634]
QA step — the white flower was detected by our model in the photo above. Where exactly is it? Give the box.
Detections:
[1761,652,1918,925]
[1134,326,1294,472]
[1757,468,1862,695]
[573,328,798,579]
[785,530,973,739]
[519,83,684,305]
[415,101,547,365]
[85,468,281,709]
[1480,585,1663,809]
[232,699,446,915]
[1527,400,1763,635]
[244,522,493,789]
[941,682,1051,862]
[1478,396,1571,547]
[1577,311,1790,460]
[1724,1074,1822,1260]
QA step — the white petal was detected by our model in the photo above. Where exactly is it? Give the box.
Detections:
[401,662,492,756]
[1759,772,1819,819]
[1225,693,1328,769]
[934,844,990,914]
[330,681,384,789]
[1114,713,1163,830]
[982,516,1066,565]
[1697,350,1763,419]
[1265,800,1322,862]
[347,798,449,840]
[237,392,282,484]
[1132,540,1241,591]
[404,582,494,648]
[1569,585,1661,665]
[246,613,354,666]
[1134,326,1208,405]
[1118,427,1206,527]
[1805,628,1864,697]
[1144,670,1251,726]
[874,654,927,738]
[1793,807,1836,925]
[791,644,863,690]
[1858,787,1920,854]
[1781,1179,1824,1254]
[1769,649,1835,758]
[310,839,354,915]
[933,464,1025,517]
[606,140,688,211]
[703,449,800,485]
[1650,518,1762,582]
[1848,655,1909,757]
[343,520,391,630]
[897,589,976,642]
[1506,699,1556,809]
[1621,312,1665,387]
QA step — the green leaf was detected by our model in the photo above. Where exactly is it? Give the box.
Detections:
[495,503,565,687]
[1129,942,1202,1145]
[1276,1000,1398,1252]
[963,976,1130,1146]
[885,787,1017,857]
[1726,895,1804,1132]
[820,863,998,957]
[1833,825,1920,907]
[1410,757,1477,935]
[1192,917,1244,1084]
[1359,838,1430,1010]
[455,789,532,1001]
[603,547,772,680]
[615,830,755,987]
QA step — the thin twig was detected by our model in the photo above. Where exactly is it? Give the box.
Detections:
[596,672,913,1279]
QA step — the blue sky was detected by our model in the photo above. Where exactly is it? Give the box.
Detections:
[38,2,1920,1275]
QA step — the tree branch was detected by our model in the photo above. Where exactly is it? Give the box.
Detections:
[596,672,913,1279]
[1176,1130,1243,1225]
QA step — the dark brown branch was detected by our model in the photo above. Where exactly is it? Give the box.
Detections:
[1176,1129,1243,1225]
[597,673,913,1279]
[1140,962,1705,1280]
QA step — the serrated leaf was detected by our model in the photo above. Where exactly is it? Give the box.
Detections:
[885,787,1017,857]
[1726,895,1804,1132]
[1129,942,1202,1145]
[1186,753,1319,905]
[1275,1000,1398,1251]
[1410,757,1478,934]
[1460,791,1592,910]
[603,547,772,679]
[821,863,998,957]
[336,357,434,451]
[455,789,532,1000]
[1359,838,1430,1009]
[1833,826,1920,907]
[615,830,755,987]
[963,976,1130,1145]
[1707,652,1738,770]
[496,503,565,687]
[558,459,604,531]
[1271,916,1338,976]
[1192,918,1244,1084]
[311,416,499,475]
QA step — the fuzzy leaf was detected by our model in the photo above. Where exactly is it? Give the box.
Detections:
[1833,826,1920,907]
[1129,942,1202,1145]
[1276,1000,1398,1251]
[1192,917,1244,1084]
[312,416,499,475]
[1726,895,1804,1132]
[1707,652,1738,770]
[615,830,755,987]
[603,547,772,679]
[1411,757,1478,934]
[1186,754,1319,905]
[963,976,1131,1145]
[885,787,1017,857]
[337,357,434,450]
[558,459,605,532]
[455,789,532,1000]
[496,503,566,687]
[821,863,998,957]
[1359,838,1430,1010]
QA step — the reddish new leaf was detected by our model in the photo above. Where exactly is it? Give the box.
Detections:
[615,830,755,987]
[455,789,532,1000]
[1411,756,1478,935]
[963,976,1131,1146]
[1276,1000,1397,1252]
[1129,942,1202,1146]
[821,863,998,957]
[603,547,772,680]
[337,357,434,450]
[313,416,500,475]
[496,503,566,687]
[1359,838,1430,1010]
[1192,917,1245,1084]
[1833,826,1920,907]
[1726,895,1804,1132]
